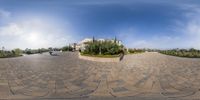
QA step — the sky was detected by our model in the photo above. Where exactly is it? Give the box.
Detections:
[1,0,200,49]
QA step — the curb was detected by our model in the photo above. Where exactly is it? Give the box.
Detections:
[78,53,119,62]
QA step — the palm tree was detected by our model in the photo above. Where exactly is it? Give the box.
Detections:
[114,36,117,44]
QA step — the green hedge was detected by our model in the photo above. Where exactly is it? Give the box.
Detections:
[82,41,123,55]
[80,53,119,58]
[0,48,22,58]
[62,46,73,51]
[160,48,200,58]
[128,49,145,54]
[24,48,49,54]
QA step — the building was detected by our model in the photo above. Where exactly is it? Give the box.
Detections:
[76,37,123,51]
[76,38,92,51]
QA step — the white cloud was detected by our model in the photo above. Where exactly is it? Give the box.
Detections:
[129,36,182,49]
[131,40,152,48]
[117,27,184,49]
[0,18,76,49]
[114,3,200,49]
[0,9,11,18]
[175,4,200,49]
[182,20,200,49]
[0,23,23,36]
[128,3,200,49]
[186,20,200,36]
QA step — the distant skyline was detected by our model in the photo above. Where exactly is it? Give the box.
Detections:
[1,0,200,49]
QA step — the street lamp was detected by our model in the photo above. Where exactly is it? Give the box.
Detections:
[99,41,102,55]
[2,46,5,51]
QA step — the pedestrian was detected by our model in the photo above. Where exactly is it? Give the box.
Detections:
[119,50,124,61]
[49,51,53,55]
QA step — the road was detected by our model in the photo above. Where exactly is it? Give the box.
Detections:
[0,52,200,100]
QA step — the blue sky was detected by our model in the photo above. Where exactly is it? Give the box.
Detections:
[0,0,200,49]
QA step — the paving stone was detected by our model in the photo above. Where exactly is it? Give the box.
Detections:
[0,52,199,100]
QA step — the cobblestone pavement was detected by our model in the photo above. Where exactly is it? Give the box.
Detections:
[0,52,200,100]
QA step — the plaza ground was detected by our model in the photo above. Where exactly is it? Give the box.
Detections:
[0,52,200,100]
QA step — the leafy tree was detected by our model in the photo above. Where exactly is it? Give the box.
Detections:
[82,40,123,55]
[160,48,200,58]
[128,48,145,54]
[14,48,22,56]
[62,45,73,51]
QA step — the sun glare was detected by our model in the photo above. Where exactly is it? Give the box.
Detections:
[28,33,39,43]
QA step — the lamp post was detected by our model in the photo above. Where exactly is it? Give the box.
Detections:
[73,43,76,51]
[2,46,5,56]
[2,46,5,51]
[99,41,102,55]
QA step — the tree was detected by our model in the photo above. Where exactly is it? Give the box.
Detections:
[114,36,117,44]
[62,45,73,51]
[83,40,123,55]
[14,48,22,56]
[92,36,95,43]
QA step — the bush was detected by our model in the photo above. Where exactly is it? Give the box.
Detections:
[128,48,145,54]
[82,41,123,55]
[24,48,49,54]
[14,48,22,56]
[0,48,22,58]
[62,46,73,51]
[160,48,200,58]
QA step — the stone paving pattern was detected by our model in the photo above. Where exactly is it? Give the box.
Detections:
[0,52,200,100]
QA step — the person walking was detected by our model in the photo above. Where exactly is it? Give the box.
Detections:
[119,50,125,61]
[49,51,53,55]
